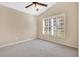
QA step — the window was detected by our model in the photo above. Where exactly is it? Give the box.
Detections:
[42,13,65,39]
[43,17,53,36]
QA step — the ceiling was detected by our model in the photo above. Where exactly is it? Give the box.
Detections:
[0,2,56,16]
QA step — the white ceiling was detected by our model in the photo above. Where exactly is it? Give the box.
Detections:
[0,2,56,16]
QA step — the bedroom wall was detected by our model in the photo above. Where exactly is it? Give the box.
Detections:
[0,5,37,46]
[37,2,78,48]
[78,2,79,56]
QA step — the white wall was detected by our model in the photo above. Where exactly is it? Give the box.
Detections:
[37,2,78,48]
[0,5,37,46]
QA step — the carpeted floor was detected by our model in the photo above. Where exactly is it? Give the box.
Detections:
[0,39,78,57]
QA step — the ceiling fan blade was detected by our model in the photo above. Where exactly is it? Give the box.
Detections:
[36,2,47,7]
[25,4,33,8]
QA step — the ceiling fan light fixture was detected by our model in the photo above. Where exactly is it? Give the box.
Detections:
[35,8,39,11]
[25,2,48,11]
[32,4,36,8]
[32,4,39,11]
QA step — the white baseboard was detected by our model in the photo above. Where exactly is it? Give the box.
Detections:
[0,38,35,48]
[38,38,78,49]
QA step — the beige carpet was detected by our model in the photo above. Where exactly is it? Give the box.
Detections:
[0,39,78,57]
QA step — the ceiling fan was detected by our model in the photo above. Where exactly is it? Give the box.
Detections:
[25,2,48,11]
